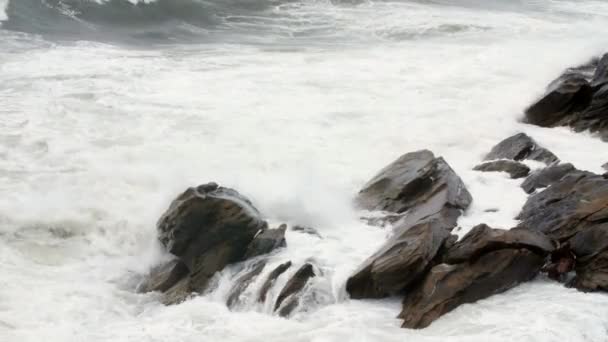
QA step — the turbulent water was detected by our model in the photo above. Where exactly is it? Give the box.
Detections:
[2,0,608,341]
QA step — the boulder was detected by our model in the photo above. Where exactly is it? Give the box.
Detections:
[483,133,558,165]
[258,261,292,303]
[149,183,269,303]
[520,163,589,194]
[243,224,287,259]
[568,224,608,291]
[226,260,266,308]
[443,224,555,264]
[347,150,472,299]
[399,248,545,329]
[517,172,608,241]
[346,217,453,299]
[356,150,472,221]
[473,160,530,179]
[274,263,316,316]
[572,84,608,140]
[137,259,189,293]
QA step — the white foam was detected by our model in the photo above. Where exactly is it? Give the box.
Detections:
[1,1,608,341]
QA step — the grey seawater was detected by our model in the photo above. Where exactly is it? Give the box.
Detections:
[1,0,608,341]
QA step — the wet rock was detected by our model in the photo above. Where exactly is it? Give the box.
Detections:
[226,260,266,308]
[483,133,558,165]
[517,172,608,242]
[443,224,555,264]
[399,248,545,329]
[591,53,608,88]
[291,225,322,238]
[244,224,287,259]
[346,217,454,299]
[153,183,267,303]
[568,224,608,291]
[520,163,589,194]
[138,259,189,293]
[356,150,472,221]
[274,263,316,316]
[258,261,292,303]
[347,150,472,299]
[473,159,530,179]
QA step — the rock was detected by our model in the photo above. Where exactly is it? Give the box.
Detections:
[226,260,266,308]
[243,224,287,259]
[473,160,530,179]
[572,84,608,140]
[346,217,454,299]
[602,162,608,171]
[399,248,545,329]
[443,224,555,264]
[291,225,322,238]
[153,183,267,303]
[138,259,189,293]
[591,53,608,88]
[520,163,588,194]
[525,74,594,127]
[517,172,608,242]
[274,263,316,316]
[483,133,558,165]
[568,224,608,291]
[258,261,292,303]
[347,150,472,299]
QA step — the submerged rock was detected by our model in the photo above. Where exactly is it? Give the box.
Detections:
[146,183,269,304]
[483,133,558,165]
[473,159,530,179]
[244,224,287,259]
[226,260,267,308]
[274,263,316,317]
[517,172,608,241]
[347,150,472,299]
[258,261,292,303]
[399,248,545,329]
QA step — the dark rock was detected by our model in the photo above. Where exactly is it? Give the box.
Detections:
[568,224,608,291]
[153,183,267,303]
[291,225,322,238]
[226,260,267,308]
[244,224,287,259]
[483,133,558,165]
[346,217,454,299]
[258,261,292,303]
[572,84,608,140]
[602,162,608,171]
[473,160,530,179]
[274,263,316,316]
[347,150,472,299]
[542,244,576,282]
[517,173,608,242]
[591,53,608,88]
[138,259,189,293]
[356,150,472,219]
[520,163,589,194]
[525,74,594,127]
[399,248,545,329]
[443,224,555,264]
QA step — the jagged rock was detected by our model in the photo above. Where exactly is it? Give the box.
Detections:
[443,224,555,264]
[152,183,267,303]
[483,133,558,165]
[473,160,530,179]
[258,261,292,303]
[399,248,545,329]
[568,224,608,291]
[274,263,316,316]
[520,163,589,194]
[291,225,322,238]
[356,150,472,221]
[517,172,608,242]
[244,224,287,259]
[347,150,472,299]
[346,217,454,299]
[524,53,608,140]
[138,259,189,293]
[226,260,266,308]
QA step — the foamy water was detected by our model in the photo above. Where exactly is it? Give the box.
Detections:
[1,1,608,341]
